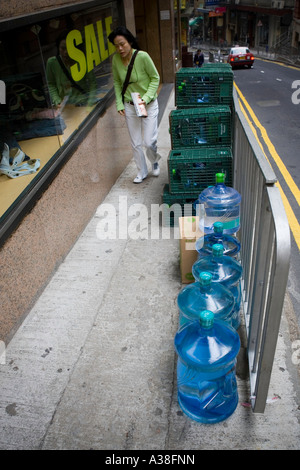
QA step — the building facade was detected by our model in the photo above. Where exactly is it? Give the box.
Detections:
[292,0,300,49]
[189,0,296,52]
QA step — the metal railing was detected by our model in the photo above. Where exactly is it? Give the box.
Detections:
[232,89,291,412]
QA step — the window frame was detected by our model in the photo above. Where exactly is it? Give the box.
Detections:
[0,0,124,247]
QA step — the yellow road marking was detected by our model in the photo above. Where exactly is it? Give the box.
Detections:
[234,82,300,207]
[255,57,300,71]
[236,91,300,250]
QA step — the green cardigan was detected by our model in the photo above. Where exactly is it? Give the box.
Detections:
[46,56,97,106]
[111,49,160,112]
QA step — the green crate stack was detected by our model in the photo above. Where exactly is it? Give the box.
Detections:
[162,64,234,227]
[175,66,233,108]
[169,106,232,149]
[161,184,197,227]
[168,147,233,195]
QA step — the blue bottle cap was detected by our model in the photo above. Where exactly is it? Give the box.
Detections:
[213,222,224,234]
[212,243,224,256]
[199,310,214,328]
[199,272,212,285]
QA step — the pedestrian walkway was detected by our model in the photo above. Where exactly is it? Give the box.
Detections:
[0,88,299,450]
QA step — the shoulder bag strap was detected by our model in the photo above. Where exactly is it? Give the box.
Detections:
[121,50,138,104]
[56,55,86,94]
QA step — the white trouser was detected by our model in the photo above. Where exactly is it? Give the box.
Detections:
[124,99,161,176]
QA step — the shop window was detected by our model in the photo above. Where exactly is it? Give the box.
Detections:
[0,1,120,241]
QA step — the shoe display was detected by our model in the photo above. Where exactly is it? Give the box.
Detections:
[0,143,40,179]
[152,162,160,176]
[1,143,27,167]
[14,158,40,173]
[10,147,26,167]
[0,166,21,178]
[133,172,148,184]
[0,143,11,167]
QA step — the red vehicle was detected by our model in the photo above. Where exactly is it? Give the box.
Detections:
[227,46,254,69]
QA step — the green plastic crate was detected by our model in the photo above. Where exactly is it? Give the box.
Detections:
[201,63,232,70]
[175,66,233,108]
[169,106,231,149]
[168,147,233,194]
[162,184,197,227]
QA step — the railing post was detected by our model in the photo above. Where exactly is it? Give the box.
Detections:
[251,187,291,413]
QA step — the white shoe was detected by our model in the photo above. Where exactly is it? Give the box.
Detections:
[133,172,148,184]
[0,144,10,167]
[152,162,160,176]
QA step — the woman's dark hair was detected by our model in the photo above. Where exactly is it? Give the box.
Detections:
[55,30,69,53]
[108,26,139,50]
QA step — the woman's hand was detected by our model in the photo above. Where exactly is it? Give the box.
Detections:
[118,109,125,116]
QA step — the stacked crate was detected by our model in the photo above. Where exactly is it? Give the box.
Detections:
[168,148,233,193]
[162,63,234,226]
[175,64,233,108]
[169,106,232,149]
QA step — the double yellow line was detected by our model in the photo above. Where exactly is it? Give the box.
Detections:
[234,82,300,250]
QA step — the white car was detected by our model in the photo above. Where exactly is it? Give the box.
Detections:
[227,46,254,68]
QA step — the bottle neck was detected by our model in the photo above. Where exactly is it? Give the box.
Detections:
[212,253,223,262]
[214,182,227,195]
[199,283,212,293]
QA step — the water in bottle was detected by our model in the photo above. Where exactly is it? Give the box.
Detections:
[196,221,240,259]
[197,173,241,234]
[178,271,236,328]
[192,243,242,329]
[174,310,240,424]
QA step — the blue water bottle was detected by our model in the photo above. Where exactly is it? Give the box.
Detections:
[197,173,241,234]
[192,243,242,329]
[196,221,240,259]
[174,310,240,424]
[178,271,235,328]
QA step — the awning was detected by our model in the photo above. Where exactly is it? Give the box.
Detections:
[196,7,214,13]
[189,17,203,25]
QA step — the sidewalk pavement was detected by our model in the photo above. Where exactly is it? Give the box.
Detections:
[0,89,299,451]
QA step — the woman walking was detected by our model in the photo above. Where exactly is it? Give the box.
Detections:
[108,26,161,183]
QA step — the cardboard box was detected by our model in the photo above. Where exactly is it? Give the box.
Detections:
[179,216,203,284]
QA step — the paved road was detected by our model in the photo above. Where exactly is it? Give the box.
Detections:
[232,58,300,329]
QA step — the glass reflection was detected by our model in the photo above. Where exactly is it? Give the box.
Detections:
[0,3,117,221]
